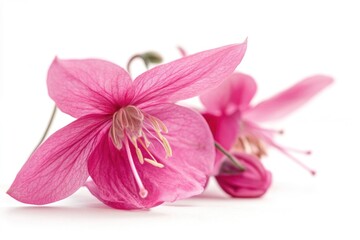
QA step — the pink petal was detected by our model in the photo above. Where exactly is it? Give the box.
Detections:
[85,180,153,209]
[87,104,214,209]
[243,75,334,122]
[202,112,240,174]
[216,152,272,198]
[85,136,165,210]
[7,115,111,205]
[87,135,163,210]
[200,73,257,115]
[47,58,134,118]
[132,41,247,107]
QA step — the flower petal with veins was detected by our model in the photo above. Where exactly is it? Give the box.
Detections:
[8,115,111,204]
[87,104,214,209]
[244,75,334,122]
[9,40,248,209]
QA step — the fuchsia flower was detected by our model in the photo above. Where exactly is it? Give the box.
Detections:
[201,73,333,175]
[7,42,247,209]
[216,152,271,198]
[202,73,332,198]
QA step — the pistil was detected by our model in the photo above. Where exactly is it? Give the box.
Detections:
[124,137,148,198]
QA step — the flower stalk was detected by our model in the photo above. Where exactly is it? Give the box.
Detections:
[126,51,163,74]
[214,141,245,171]
[33,104,57,152]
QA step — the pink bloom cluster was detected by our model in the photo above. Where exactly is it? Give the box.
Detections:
[201,73,333,197]
[7,39,332,209]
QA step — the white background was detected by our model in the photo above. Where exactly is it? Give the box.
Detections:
[0,0,359,239]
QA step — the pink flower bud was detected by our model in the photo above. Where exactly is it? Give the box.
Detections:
[216,152,272,198]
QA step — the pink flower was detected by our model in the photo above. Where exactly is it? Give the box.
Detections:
[7,42,247,209]
[216,153,271,198]
[201,73,333,174]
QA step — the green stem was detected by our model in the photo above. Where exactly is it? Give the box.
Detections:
[33,105,57,152]
[126,54,149,75]
[126,51,163,75]
[214,141,246,171]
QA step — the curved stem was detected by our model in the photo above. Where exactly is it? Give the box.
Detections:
[33,105,57,152]
[126,54,149,75]
[214,141,245,171]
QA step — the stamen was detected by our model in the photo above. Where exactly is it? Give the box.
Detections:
[109,105,173,197]
[282,146,312,155]
[124,137,148,198]
[236,126,315,175]
[119,109,129,128]
[143,126,165,145]
[142,132,151,147]
[278,149,316,176]
[149,116,168,133]
[259,133,316,175]
[144,158,164,168]
[246,135,267,158]
[143,124,173,157]
[138,138,164,168]
[126,106,144,120]
[148,116,171,157]
[130,137,144,164]
[233,137,246,152]
[136,148,144,164]
[234,136,267,158]
[110,112,123,150]
[240,136,252,154]
[155,117,168,133]
[159,135,172,157]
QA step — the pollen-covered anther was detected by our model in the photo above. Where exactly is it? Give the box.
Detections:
[233,135,267,159]
[148,116,172,158]
[109,105,172,198]
[110,105,172,165]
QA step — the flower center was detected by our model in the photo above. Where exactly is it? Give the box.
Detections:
[109,105,172,198]
[233,135,267,158]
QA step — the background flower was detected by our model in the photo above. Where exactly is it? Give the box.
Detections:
[201,73,333,174]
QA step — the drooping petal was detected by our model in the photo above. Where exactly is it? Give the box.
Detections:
[243,75,334,122]
[86,139,164,210]
[85,180,150,210]
[47,58,134,118]
[132,41,247,107]
[87,104,214,209]
[216,152,272,198]
[7,115,111,205]
[200,73,257,115]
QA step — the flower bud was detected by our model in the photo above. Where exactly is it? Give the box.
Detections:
[216,152,272,198]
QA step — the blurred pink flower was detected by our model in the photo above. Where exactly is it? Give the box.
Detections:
[201,73,333,174]
[216,152,271,198]
[8,42,247,209]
